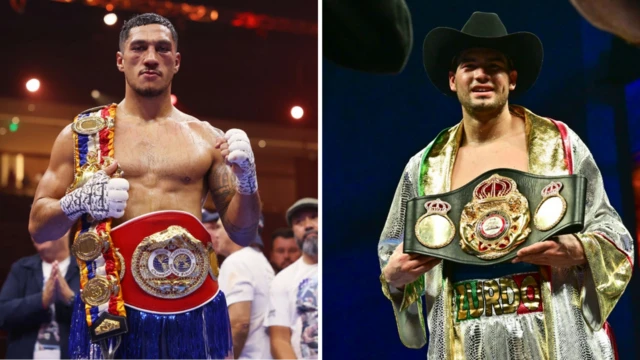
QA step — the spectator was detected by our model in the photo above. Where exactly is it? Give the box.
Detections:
[269,228,301,273]
[0,231,79,359]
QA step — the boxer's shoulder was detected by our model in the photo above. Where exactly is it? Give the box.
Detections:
[189,116,224,138]
[169,109,206,130]
[173,108,206,126]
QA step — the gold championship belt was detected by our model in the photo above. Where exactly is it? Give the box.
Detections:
[110,211,220,314]
[458,174,531,260]
[404,168,587,265]
[131,225,210,300]
[69,104,128,359]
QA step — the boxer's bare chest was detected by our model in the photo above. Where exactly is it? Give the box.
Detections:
[112,116,214,190]
[450,136,529,191]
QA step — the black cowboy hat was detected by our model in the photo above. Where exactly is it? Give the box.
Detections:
[423,12,543,97]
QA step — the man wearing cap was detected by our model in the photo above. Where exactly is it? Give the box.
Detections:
[210,210,274,359]
[202,208,222,230]
[378,12,633,359]
[265,198,318,359]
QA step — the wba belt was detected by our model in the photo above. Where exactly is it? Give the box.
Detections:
[111,210,220,314]
[404,168,587,265]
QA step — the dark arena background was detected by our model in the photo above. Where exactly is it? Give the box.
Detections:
[323,0,640,359]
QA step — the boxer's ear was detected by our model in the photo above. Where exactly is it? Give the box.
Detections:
[116,51,125,72]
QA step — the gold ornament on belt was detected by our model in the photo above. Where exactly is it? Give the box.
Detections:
[72,231,110,262]
[415,199,456,248]
[131,225,210,299]
[207,242,220,279]
[67,152,101,194]
[72,115,107,135]
[81,275,119,307]
[534,181,567,231]
[115,248,126,281]
[66,154,123,194]
[459,174,531,260]
[94,318,122,336]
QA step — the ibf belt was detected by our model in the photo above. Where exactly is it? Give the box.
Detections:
[110,210,220,314]
[453,272,543,322]
[404,168,587,265]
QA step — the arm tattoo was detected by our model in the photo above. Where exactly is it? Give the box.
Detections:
[211,164,260,243]
[221,219,259,241]
[211,165,237,220]
[220,198,260,242]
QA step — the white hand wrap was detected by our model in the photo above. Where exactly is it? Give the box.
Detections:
[60,171,130,221]
[225,129,258,195]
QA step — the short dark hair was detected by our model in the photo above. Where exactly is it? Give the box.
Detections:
[119,13,178,51]
[271,228,294,241]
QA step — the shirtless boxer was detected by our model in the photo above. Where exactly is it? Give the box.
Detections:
[29,13,260,359]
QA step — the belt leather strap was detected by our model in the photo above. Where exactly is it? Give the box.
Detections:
[404,168,587,265]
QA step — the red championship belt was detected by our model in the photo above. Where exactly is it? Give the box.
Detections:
[111,211,219,314]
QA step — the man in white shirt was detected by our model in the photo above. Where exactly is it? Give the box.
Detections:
[208,211,275,359]
[265,198,319,359]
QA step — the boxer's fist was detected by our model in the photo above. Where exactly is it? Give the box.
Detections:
[215,129,258,195]
[60,160,130,221]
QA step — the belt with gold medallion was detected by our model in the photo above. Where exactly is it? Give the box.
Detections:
[403,168,587,265]
[69,104,127,357]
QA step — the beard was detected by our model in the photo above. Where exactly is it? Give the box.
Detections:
[126,74,171,98]
[298,230,318,257]
[458,88,509,119]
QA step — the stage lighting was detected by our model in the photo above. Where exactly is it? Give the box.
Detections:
[26,78,40,92]
[291,106,304,119]
[171,94,178,105]
[104,13,117,26]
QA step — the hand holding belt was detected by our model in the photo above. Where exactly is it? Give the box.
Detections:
[403,168,587,265]
[61,160,129,222]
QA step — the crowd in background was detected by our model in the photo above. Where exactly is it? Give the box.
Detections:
[0,197,319,359]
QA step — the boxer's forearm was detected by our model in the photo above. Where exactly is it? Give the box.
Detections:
[29,197,76,243]
[222,192,261,246]
[210,128,261,246]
